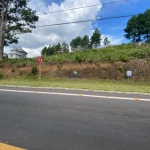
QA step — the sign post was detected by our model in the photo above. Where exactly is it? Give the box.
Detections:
[38,56,43,80]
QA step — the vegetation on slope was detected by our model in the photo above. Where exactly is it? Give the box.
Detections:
[1,43,150,65]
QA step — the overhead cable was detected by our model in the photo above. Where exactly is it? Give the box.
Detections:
[36,14,137,28]
[37,0,130,15]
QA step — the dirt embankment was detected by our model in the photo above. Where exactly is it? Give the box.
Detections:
[0,59,150,81]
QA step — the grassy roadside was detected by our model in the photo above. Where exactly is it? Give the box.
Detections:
[0,76,150,93]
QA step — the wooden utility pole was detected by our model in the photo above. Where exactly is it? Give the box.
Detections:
[39,63,41,80]
[0,0,4,60]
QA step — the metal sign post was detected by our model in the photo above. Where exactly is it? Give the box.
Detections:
[38,56,43,80]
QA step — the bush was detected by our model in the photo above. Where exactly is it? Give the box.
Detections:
[120,55,129,62]
[75,55,82,63]
[31,66,38,75]
[118,66,125,73]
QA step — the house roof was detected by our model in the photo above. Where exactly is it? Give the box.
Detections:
[18,48,28,54]
[10,47,28,55]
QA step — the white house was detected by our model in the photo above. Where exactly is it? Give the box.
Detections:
[8,47,28,59]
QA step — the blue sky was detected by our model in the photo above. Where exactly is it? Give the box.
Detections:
[96,0,150,44]
[5,0,150,57]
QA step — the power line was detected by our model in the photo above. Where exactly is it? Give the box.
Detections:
[3,14,138,35]
[36,14,137,28]
[37,0,129,15]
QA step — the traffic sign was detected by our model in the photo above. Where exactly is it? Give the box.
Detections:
[38,56,43,64]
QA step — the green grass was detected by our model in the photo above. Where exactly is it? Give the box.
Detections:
[0,76,150,93]
[1,43,150,64]
[42,43,150,63]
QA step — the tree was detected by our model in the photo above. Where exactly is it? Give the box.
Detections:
[55,42,62,54]
[70,36,82,51]
[0,0,39,60]
[62,41,69,53]
[81,35,90,49]
[124,16,139,43]
[90,28,101,48]
[143,9,150,40]
[124,9,150,43]
[103,37,110,47]
[70,38,75,51]
[41,45,56,56]
[41,46,48,56]
[75,36,82,50]
[41,42,70,56]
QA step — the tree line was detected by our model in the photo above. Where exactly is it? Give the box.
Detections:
[70,28,101,51]
[41,28,110,56]
[41,42,69,56]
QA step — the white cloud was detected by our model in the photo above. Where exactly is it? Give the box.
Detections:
[5,0,102,57]
[101,34,124,46]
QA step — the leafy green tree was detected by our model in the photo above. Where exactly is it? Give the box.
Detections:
[90,28,101,48]
[0,0,39,60]
[75,36,82,50]
[55,42,62,54]
[124,9,150,43]
[41,45,56,56]
[124,16,139,43]
[144,9,150,40]
[62,41,69,53]
[81,35,90,49]
[70,36,82,51]
[70,38,75,51]
[137,13,145,41]
[41,46,48,56]
[103,37,110,47]
[41,42,70,56]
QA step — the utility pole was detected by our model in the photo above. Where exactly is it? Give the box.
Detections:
[0,0,4,60]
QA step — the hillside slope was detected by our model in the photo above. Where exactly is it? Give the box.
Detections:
[0,43,150,81]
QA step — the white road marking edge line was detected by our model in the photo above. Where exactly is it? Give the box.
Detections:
[0,89,150,101]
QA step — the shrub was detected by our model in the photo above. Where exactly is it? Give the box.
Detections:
[75,55,82,63]
[118,66,125,73]
[31,66,38,75]
[120,55,129,62]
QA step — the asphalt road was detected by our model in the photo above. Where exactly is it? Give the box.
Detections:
[0,86,150,150]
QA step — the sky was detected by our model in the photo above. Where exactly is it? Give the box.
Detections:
[4,0,150,57]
